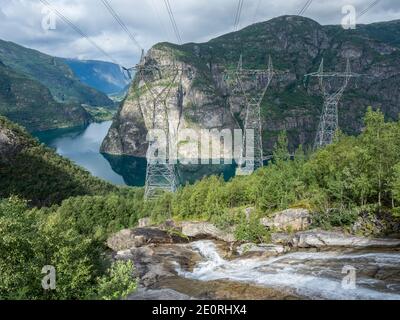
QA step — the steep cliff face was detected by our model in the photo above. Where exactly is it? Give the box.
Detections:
[102,46,238,158]
[102,15,400,157]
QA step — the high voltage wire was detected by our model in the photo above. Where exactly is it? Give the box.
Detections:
[163,0,182,44]
[146,0,171,42]
[234,0,245,31]
[252,0,262,24]
[39,0,120,65]
[358,0,381,19]
[298,0,313,16]
[101,0,142,52]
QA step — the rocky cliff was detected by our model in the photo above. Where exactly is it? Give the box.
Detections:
[101,15,400,157]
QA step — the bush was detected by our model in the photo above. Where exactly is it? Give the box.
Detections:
[0,197,102,300]
[312,208,359,229]
[96,261,137,300]
[234,216,271,243]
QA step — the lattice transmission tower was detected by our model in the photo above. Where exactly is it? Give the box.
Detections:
[225,55,274,174]
[304,58,360,149]
[134,52,183,200]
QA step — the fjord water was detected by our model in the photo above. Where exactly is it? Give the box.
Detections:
[34,121,237,187]
[34,121,127,185]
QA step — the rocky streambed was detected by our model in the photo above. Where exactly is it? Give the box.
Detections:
[108,222,400,300]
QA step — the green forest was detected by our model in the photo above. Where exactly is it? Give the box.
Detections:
[1,108,400,299]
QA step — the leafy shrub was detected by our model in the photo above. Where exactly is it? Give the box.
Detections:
[312,208,359,229]
[96,261,137,300]
[234,216,271,243]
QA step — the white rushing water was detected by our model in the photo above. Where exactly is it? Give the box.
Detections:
[176,241,400,300]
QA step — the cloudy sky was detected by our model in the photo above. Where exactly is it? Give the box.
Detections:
[0,0,399,67]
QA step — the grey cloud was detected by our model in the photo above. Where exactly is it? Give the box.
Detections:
[0,0,398,67]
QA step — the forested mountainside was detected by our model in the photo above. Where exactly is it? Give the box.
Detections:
[0,39,113,106]
[0,116,139,300]
[0,116,117,206]
[0,39,119,131]
[0,61,93,131]
[102,15,400,156]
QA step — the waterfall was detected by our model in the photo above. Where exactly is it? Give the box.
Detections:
[176,240,400,300]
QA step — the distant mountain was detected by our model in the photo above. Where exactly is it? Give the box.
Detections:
[108,83,131,102]
[64,58,132,95]
[0,39,113,107]
[0,60,92,132]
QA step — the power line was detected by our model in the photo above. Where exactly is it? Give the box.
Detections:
[39,0,120,65]
[101,0,142,52]
[358,0,381,19]
[252,0,262,24]
[234,0,245,31]
[297,0,313,16]
[146,0,172,42]
[163,0,182,44]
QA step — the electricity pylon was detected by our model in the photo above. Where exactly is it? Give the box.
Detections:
[225,55,274,174]
[304,58,359,149]
[134,51,183,200]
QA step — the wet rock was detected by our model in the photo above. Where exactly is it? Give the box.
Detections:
[236,243,286,256]
[260,209,311,231]
[181,222,235,242]
[107,227,188,251]
[127,287,195,300]
[122,244,201,287]
[292,230,400,249]
[158,277,300,300]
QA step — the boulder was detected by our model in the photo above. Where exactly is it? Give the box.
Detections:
[352,211,400,236]
[115,249,134,260]
[181,222,235,242]
[291,230,400,249]
[107,227,188,251]
[236,243,286,256]
[271,232,294,245]
[260,208,311,231]
[127,244,201,287]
